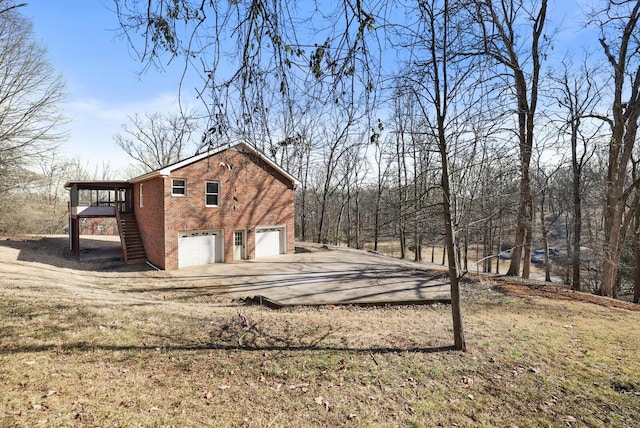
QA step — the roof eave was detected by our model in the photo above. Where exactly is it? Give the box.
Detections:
[128,171,165,184]
[126,142,300,188]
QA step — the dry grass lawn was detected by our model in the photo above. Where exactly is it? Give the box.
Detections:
[1,236,639,427]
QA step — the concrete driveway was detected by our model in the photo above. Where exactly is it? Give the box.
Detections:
[168,243,451,306]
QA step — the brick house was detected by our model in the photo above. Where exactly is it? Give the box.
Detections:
[65,142,297,269]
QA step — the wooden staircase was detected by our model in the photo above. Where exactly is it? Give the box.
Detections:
[118,213,147,264]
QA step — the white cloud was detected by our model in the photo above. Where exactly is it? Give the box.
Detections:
[61,92,196,178]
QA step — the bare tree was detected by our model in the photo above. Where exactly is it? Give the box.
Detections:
[0,2,65,184]
[630,153,640,303]
[590,1,640,297]
[114,0,380,158]
[114,111,199,172]
[371,133,393,252]
[389,91,413,260]
[470,0,549,279]
[551,57,604,291]
[313,108,360,244]
[396,0,482,351]
[0,1,25,16]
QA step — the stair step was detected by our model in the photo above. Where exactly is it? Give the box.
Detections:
[118,213,147,264]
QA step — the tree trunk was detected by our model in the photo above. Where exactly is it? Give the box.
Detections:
[496,218,502,275]
[439,137,465,351]
[317,191,328,244]
[354,185,361,249]
[481,1,548,281]
[540,187,551,282]
[396,134,407,260]
[543,231,551,282]
[601,188,624,296]
[506,132,534,279]
[373,206,379,251]
[399,229,406,259]
[634,207,640,303]
[334,194,346,246]
[569,109,583,290]
[597,2,640,297]
[572,183,582,290]
[564,212,571,285]
[463,230,469,272]
[345,185,352,247]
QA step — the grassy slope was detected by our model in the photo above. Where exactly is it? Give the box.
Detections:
[1,280,639,427]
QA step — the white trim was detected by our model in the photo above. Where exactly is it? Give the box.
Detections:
[171,178,187,196]
[205,180,219,207]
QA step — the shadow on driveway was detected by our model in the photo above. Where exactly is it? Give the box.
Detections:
[123,244,452,305]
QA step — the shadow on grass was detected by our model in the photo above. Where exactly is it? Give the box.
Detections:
[0,342,458,355]
[120,267,451,304]
[0,310,459,356]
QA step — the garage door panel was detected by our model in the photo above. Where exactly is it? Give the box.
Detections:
[178,231,222,268]
[255,228,284,258]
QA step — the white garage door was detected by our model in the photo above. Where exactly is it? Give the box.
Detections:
[178,231,222,268]
[255,227,284,258]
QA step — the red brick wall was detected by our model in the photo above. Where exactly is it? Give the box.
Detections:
[133,177,166,268]
[160,148,295,269]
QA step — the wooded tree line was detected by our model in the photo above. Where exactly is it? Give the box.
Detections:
[0,1,70,235]
[2,0,640,326]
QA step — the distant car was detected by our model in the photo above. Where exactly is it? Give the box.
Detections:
[499,250,512,259]
[533,249,545,255]
[531,255,544,264]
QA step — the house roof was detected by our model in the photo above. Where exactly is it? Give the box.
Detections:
[128,141,299,187]
[63,180,132,191]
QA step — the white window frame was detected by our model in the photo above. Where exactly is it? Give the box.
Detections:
[139,183,143,208]
[205,181,219,207]
[172,178,186,196]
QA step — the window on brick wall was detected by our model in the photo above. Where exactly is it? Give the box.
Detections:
[139,183,143,207]
[205,181,219,206]
[172,178,186,196]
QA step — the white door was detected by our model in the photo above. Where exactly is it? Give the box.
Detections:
[178,231,221,268]
[255,228,284,258]
[233,230,245,260]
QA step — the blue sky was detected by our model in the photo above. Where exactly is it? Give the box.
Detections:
[24,0,193,177]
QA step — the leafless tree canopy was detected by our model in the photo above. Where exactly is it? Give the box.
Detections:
[0,1,65,183]
[113,0,381,154]
[114,111,199,173]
